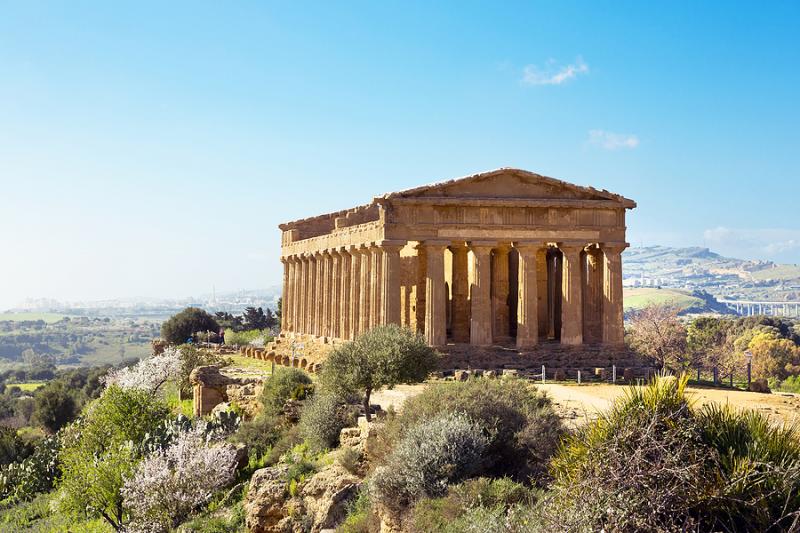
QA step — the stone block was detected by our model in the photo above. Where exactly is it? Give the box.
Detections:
[749,379,771,394]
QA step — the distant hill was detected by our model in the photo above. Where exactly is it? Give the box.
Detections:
[624,245,800,303]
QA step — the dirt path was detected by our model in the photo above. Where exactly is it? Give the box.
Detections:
[371,381,800,428]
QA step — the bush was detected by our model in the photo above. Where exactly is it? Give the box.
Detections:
[161,307,220,345]
[224,328,273,347]
[0,425,32,466]
[259,367,312,416]
[370,412,489,512]
[299,392,358,452]
[57,386,171,530]
[538,373,800,532]
[31,381,77,433]
[778,374,800,393]
[0,434,60,503]
[376,378,564,481]
[321,325,439,421]
[410,477,536,533]
[121,426,238,532]
[231,411,284,460]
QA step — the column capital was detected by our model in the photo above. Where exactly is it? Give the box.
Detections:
[601,242,629,255]
[448,241,468,251]
[422,239,451,250]
[376,239,407,251]
[514,241,546,252]
[468,240,496,252]
[557,242,586,254]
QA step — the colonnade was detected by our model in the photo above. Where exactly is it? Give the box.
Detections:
[281,240,626,348]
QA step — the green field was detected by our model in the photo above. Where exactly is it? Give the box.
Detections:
[624,288,705,312]
[9,381,46,392]
[0,312,67,323]
[750,264,800,281]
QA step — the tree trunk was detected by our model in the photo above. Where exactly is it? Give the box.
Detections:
[363,387,372,422]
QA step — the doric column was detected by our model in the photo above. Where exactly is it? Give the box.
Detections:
[296,255,305,334]
[491,245,511,340]
[560,243,584,345]
[602,244,627,346]
[339,248,351,340]
[330,250,341,339]
[380,240,405,326]
[516,242,542,348]
[583,247,604,343]
[289,256,298,332]
[469,242,494,346]
[424,241,449,346]
[314,252,324,337]
[321,251,332,337]
[348,245,361,340]
[307,253,317,335]
[449,243,470,342]
[280,258,289,332]
[414,244,427,334]
[359,245,371,335]
[370,244,382,329]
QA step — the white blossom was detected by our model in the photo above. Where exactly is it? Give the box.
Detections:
[103,347,182,393]
[121,425,238,533]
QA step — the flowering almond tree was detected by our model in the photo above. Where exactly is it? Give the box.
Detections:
[121,425,238,532]
[103,347,182,394]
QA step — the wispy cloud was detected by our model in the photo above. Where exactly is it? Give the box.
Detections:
[588,129,640,150]
[521,57,589,86]
[703,227,800,262]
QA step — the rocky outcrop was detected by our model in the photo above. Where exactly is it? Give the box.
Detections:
[244,465,291,533]
[300,463,361,531]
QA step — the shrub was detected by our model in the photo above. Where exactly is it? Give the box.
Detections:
[299,392,358,452]
[338,486,379,533]
[376,378,564,481]
[0,434,60,503]
[175,345,223,396]
[410,477,536,533]
[259,367,312,416]
[161,307,220,345]
[57,386,171,530]
[121,426,238,532]
[370,412,489,512]
[0,425,32,466]
[231,411,284,460]
[321,325,439,421]
[224,328,274,347]
[335,446,361,475]
[697,403,800,531]
[31,381,77,433]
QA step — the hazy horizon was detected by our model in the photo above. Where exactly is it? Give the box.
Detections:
[2,2,798,311]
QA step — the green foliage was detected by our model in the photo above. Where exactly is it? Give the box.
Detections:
[0,426,32,466]
[539,373,800,532]
[283,443,320,496]
[160,307,220,345]
[31,380,77,433]
[0,491,113,532]
[0,434,60,503]
[224,328,274,347]
[371,412,489,512]
[299,392,358,452]
[377,378,564,481]
[175,344,223,395]
[778,374,800,393]
[337,487,377,533]
[231,412,284,461]
[321,325,439,420]
[259,367,312,416]
[410,477,536,533]
[57,386,170,529]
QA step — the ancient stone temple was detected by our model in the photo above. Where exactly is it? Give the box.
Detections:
[278,168,635,352]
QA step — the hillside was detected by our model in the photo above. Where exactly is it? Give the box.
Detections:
[624,245,800,302]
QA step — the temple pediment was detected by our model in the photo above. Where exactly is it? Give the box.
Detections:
[383,168,635,207]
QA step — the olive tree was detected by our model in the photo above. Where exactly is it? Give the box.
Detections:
[160,307,219,345]
[320,325,439,421]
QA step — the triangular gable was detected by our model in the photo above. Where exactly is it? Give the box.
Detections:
[382,168,635,207]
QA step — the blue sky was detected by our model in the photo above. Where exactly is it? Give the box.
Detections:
[1,1,798,309]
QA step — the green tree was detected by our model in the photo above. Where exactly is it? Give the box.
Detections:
[321,325,439,421]
[160,307,219,344]
[32,381,77,433]
[58,386,170,530]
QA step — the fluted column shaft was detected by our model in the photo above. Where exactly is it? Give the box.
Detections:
[349,246,361,339]
[424,241,448,346]
[330,250,341,339]
[450,244,470,342]
[297,256,307,334]
[380,241,405,326]
[313,253,323,337]
[358,246,371,335]
[321,251,332,337]
[516,243,541,348]
[280,258,289,332]
[491,245,511,339]
[339,249,351,339]
[602,244,626,346]
[469,243,493,345]
[560,244,584,345]
[370,245,382,329]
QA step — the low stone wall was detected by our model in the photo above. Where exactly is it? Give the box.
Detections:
[236,334,330,374]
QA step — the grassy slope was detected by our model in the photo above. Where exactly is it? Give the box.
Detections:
[624,287,705,312]
[750,264,800,281]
